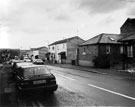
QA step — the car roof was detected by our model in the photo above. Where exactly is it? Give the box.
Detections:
[16,62,33,67]
[13,60,24,63]
[20,64,46,69]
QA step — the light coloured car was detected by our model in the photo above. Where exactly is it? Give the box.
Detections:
[33,59,44,64]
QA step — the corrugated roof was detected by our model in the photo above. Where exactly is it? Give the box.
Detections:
[49,36,79,46]
[80,33,122,46]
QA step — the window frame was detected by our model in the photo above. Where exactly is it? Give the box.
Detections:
[127,45,133,57]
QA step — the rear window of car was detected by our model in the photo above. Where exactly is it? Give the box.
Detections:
[23,66,51,77]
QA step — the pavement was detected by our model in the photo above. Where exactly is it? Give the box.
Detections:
[45,63,135,80]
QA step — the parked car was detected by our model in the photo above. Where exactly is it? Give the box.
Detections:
[12,61,32,77]
[11,59,24,66]
[15,64,58,94]
[33,59,44,64]
[24,58,31,62]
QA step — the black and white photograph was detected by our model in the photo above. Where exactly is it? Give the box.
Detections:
[0,0,135,106]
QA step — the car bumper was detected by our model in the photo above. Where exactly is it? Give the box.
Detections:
[18,84,58,92]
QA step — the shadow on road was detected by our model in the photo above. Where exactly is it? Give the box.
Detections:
[17,90,59,107]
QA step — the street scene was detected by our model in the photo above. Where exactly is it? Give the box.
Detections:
[0,63,135,106]
[0,0,135,106]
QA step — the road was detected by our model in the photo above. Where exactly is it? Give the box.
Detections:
[0,64,135,106]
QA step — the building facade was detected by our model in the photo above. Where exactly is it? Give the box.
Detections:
[119,18,135,67]
[27,46,48,60]
[48,36,84,64]
[78,33,123,68]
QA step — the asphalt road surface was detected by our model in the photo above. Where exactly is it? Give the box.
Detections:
[0,64,135,106]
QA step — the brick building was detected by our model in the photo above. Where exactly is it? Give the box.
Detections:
[78,33,123,68]
[119,18,135,66]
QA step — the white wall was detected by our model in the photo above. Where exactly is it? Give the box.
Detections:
[33,50,39,56]
[49,45,55,53]
[49,43,67,62]
[55,43,67,61]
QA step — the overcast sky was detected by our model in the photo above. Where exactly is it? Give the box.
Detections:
[0,0,135,49]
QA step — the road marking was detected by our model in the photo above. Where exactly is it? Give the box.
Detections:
[57,74,76,81]
[88,84,135,101]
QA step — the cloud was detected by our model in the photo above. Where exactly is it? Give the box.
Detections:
[75,0,127,14]
[126,4,135,17]
[55,14,72,21]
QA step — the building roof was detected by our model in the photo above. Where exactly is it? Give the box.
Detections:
[80,33,122,46]
[49,36,79,46]
[119,33,135,42]
[30,46,48,51]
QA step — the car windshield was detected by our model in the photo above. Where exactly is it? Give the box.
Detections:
[23,66,51,78]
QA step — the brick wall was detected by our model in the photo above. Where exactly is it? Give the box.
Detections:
[66,37,84,63]
[39,47,48,60]
[99,44,122,65]
[78,45,98,66]
[120,19,135,36]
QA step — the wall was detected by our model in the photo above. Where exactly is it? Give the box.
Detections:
[121,20,135,36]
[99,44,122,66]
[67,37,84,63]
[78,45,98,67]
[39,47,48,60]
[49,45,55,54]
[33,50,39,57]
[55,43,67,62]
[133,42,135,64]
[49,43,67,63]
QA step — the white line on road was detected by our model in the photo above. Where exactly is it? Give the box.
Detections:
[88,84,135,101]
[57,74,76,81]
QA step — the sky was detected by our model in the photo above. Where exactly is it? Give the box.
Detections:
[0,0,135,49]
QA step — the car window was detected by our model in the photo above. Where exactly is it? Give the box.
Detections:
[23,66,51,77]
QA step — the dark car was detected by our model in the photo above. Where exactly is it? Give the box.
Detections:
[15,64,58,93]
[12,61,32,77]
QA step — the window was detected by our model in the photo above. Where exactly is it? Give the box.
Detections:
[57,45,59,50]
[120,46,124,54]
[63,44,65,49]
[82,47,86,55]
[127,45,133,57]
[83,48,86,52]
[106,45,110,54]
[52,46,54,50]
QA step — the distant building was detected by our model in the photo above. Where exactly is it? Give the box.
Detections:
[48,36,85,64]
[27,46,48,60]
[78,33,123,68]
[20,50,29,59]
